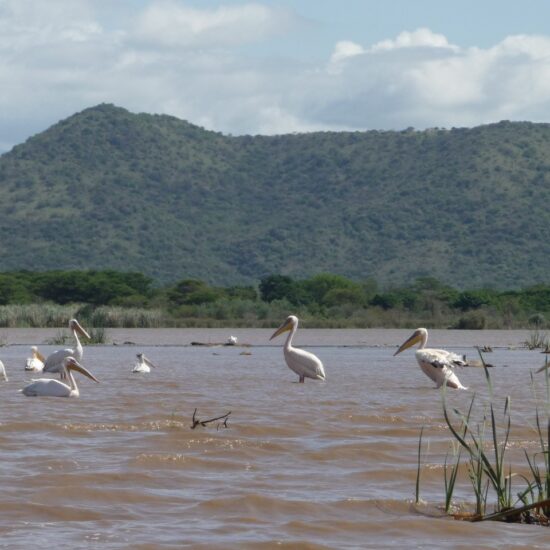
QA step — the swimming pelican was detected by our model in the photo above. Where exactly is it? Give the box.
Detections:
[394,328,467,390]
[25,346,46,372]
[43,318,90,375]
[270,315,326,383]
[132,353,157,373]
[0,360,7,381]
[21,357,99,397]
[226,335,238,345]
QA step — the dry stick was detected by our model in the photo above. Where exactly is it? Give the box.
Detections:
[467,498,550,522]
[191,408,231,429]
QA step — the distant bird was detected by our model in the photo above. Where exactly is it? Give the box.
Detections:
[25,346,46,372]
[132,353,157,373]
[270,315,326,383]
[21,357,99,397]
[43,319,90,375]
[226,335,238,345]
[0,360,7,381]
[394,328,467,390]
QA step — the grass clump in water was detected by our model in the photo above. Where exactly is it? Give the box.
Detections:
[416,351,550,525]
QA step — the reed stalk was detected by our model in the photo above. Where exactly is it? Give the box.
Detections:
[429,351,550,524]
[415,426,424,505]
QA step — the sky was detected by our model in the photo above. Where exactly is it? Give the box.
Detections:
[2,0,550,152]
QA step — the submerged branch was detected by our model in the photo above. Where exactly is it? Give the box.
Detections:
[191,408,231,430]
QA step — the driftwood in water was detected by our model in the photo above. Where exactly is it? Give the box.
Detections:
[190,408,231,430]
[191,341,250,347]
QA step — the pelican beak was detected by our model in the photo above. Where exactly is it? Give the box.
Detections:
[74,320,91,339]
[394,331,422,356]
[68,360,100,383]
[270,318,293,340]
[143,356,158,369]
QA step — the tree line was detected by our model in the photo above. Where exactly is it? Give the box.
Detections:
[2,270,550,329]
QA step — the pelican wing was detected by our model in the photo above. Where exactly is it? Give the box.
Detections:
[285,347,326,381]
[422,348,466,370]
[416,349,467,389]
[43,348,74,373]
[25,357,44,372]
[21,378,71,397]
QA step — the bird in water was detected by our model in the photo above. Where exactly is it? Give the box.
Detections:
[0,360,7,381]
[43,319,90,376]
[270,315,326,383]
[132,353,158,373]
[394,327,467,390]
[21,357,99,397]
[25,346,46,372]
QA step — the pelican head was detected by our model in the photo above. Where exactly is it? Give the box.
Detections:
[63,357,99,383]
[69,318,91,339]
[270,315,298,340]
[394,328,428,356]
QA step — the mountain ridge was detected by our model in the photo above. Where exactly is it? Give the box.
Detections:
[1,104,549,288]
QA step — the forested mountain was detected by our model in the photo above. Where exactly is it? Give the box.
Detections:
[1,104,549,288]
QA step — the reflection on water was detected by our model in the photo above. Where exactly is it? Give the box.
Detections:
[0,329,548,548]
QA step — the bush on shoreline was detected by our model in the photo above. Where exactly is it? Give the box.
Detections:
[2,270,550,328]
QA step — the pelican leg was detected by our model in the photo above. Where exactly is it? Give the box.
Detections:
[299,375,305,383]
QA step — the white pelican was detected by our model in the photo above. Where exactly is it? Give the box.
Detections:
[132,353,157,373]
[21,357,99,397]
[0,360,7,381]
[43,318,90,375]
[394,328,467,389]
[226,335,238,345]
[25,346,46,372]
[270,315,326,383]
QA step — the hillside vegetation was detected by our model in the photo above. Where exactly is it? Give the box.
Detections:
[1,104,549,288]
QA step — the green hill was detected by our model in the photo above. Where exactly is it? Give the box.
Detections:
[1,104,549,288]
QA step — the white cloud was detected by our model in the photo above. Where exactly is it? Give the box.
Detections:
[1,2,550,153]
[132,1,294,48]
[330,40,365,64]
[370,27,458,52]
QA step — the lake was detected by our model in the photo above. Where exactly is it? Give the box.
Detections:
[0,328,548,548]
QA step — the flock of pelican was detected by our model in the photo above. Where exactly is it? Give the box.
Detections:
[2,314,519,398]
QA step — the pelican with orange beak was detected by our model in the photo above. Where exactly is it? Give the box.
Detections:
[270,315,326,383]
[394,328,467,389]
[25,346,46,372]
[132,353,157,373]
[43,318,91,375]
[21,357,99,397]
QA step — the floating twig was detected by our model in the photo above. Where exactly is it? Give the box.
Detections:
[191,408,231,430]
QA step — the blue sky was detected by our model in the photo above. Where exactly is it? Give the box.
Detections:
[2,0,550,152]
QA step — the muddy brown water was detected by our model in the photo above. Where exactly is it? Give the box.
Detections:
[0,329,548,548]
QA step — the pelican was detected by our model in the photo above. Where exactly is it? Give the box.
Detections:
[0,360,7,381]
[394,328,467,390]
[21,357,99,397]
[270,315,326,383]
[226,335,238,345]
[132,353,157,373]
[43,318,90,375]
[25,346,46,372]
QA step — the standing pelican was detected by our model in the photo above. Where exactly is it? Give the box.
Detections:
[0,360,7,381]
[270,315,326,383]
[21,357,99,397]
[25,346,46,372]
[394,328,467,389]
[43,319,90,375]
[132,353,157,373]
